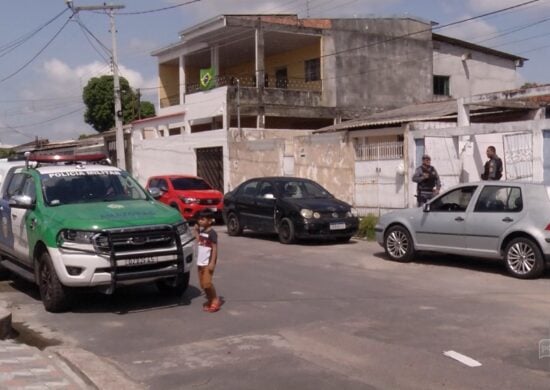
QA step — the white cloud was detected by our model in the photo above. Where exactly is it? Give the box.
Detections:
[1,59,156,144]
[436,17,498,42]
[467,0,547,12]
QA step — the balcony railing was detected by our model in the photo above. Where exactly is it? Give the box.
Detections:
[185,74,322,95]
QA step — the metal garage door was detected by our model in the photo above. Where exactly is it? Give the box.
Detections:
[196,147,224,192]
[424,136,460,189]
[503,132,533,181]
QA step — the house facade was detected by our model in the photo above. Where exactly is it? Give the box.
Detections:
[130,14,526,198]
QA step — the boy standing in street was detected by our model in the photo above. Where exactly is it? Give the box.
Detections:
[194,211,221,313]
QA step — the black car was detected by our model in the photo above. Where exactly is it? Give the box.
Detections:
[223,177,359,244]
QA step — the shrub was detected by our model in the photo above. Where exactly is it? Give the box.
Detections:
[357,214,379,240]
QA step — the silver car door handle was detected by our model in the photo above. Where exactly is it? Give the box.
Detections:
[11,214,17,219]
[502,217,514,222]
[454,217,464,221]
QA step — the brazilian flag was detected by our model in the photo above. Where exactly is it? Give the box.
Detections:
[200,68,216,90]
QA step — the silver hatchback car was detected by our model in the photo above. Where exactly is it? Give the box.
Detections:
[375,182,550,279]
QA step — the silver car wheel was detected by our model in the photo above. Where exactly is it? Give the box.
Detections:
[507,242,535,275]
[387,230,409,258]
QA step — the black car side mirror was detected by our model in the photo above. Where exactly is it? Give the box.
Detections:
[423,203,431,212]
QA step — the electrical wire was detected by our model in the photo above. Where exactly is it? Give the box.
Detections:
[74,16,111,64]
[116,0,201,15]
[0,8,69,58]
[0,106,85,130]
[0,14,74,84]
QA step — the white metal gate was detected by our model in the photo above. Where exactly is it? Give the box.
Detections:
[425,137,460,189]
[354,140,405,213]
[503,132,533,181]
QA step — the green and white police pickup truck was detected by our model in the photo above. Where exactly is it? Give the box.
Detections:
[0,153,194,312]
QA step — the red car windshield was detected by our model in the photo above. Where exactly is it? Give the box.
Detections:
[171,177,212,191]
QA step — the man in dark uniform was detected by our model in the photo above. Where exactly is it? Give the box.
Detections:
[412,154,441,207]
[481,146,503,181]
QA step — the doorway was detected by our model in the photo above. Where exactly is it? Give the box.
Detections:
[196,147,224,192]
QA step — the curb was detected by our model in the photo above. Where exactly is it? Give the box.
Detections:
[47,346,145,390]
[0,301,11,340]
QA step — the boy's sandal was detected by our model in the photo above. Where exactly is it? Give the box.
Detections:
[202,302,211,311]
[207,302,221,312]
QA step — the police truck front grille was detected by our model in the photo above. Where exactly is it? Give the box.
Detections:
[94,226,176,253]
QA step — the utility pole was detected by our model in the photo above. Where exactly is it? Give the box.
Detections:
[66,1,126,169]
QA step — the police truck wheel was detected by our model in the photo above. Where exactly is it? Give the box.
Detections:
[156,272,190,296]
[38,252,72,313]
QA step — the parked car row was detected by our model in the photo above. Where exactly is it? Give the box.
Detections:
[148,174,550,280]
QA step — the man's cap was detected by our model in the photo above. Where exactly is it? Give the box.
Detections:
[422,154,431,160]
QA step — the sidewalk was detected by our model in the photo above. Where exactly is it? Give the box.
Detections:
[0,301,144,390]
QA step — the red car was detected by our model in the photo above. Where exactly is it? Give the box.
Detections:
[146,175,223,221]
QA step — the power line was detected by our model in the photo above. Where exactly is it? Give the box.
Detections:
[0,14,74,84]
[74,16,111,64]
[115,0,201,15]
[0,8,69,58]
[0,106,85,130]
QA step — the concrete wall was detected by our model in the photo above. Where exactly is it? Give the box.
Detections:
[294,133,355,203]
[322,18,433,114]
[433,41,519,98]
[159,62,179,108]
[227,128,354,203]
[131,129,229,190]
[409,118,550,206]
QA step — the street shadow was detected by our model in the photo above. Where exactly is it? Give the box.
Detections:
[4,274,203,314]
[223,230,359,246]
[70,284,203,315]
[373,250,550,278]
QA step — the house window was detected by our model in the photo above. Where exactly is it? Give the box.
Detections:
[433,75,450,96]
[168,127,182,136]
[305,58,320,82]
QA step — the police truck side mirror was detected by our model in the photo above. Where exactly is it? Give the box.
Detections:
[9,195,35,210]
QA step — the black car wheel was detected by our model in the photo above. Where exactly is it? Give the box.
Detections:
[278,218,296,244]
[504,237,545,279]
[156,272,190,295]
[384,225,415,262]
[38,251,72,313]
[226,212,243,236]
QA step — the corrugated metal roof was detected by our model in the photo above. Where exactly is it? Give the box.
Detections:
[316,100,458,133]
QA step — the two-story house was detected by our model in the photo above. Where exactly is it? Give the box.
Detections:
[130,14,524,195]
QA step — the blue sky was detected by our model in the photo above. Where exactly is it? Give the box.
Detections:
[1,0,550,145]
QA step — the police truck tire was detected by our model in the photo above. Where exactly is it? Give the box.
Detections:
[156,272,190,296]
[38,252,72,313]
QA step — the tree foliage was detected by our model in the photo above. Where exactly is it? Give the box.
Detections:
[82,75,156,133]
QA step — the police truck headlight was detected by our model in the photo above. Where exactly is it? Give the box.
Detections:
[58,229,98,252]
[175,222,192,245]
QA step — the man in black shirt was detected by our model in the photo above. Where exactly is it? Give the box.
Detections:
[412,154,441,207]
[481,146,503,181]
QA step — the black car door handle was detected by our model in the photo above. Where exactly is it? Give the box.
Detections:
[502,217,514,223]
[454,217,464,221]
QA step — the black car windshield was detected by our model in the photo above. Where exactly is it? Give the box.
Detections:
[275,180,331,199]
[171,177,211,190]
[41,170,148,206]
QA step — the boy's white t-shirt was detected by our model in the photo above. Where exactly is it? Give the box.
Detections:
[196,229,217,266]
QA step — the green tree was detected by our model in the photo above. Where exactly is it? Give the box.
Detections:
[82,75,156,133]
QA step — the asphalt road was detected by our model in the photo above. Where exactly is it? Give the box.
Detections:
[2,228,550,389]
